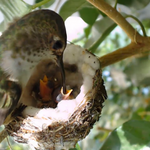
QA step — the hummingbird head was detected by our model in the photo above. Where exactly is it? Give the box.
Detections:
[26,9,67,93]
[0,10,67,91]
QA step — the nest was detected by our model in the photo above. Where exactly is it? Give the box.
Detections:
[4,44,107,150]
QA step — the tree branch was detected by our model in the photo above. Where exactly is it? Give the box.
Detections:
[87,0,150,68]
[99,40,150,68]
[87,0,142,41]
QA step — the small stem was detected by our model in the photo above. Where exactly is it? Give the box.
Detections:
[72,35,85,43]
[31,0,50,10]
[126,15,147,37]
[87,0,142,42]
[114,0,118,9]
[89,23,117,53]
[55,0,62,12]
[97,126,113,132]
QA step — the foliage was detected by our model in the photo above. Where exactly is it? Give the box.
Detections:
[0,0,150,150]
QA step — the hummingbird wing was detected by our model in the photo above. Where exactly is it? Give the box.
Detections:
[0,79,22,125]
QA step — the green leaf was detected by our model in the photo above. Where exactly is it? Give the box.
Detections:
[117,0,149,10]
[0,0,31,21]
[101,120,150,150]
[42,0,55,8]
[105,0,149,10]
[84,25,92,38]
[84,17,116,49]
[89,23,116,53]
[59,0,89,21]
[79,7,99,25]
[124,57,150,86]
[75,143,81,150]
[0,0,31,31]
[69,143,81,150]
[35,0,55,8]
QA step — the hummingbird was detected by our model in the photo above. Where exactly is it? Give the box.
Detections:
[0,9,67,125]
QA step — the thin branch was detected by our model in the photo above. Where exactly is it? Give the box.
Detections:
[99,38,150,68]
[87,0,142,42]
[31,0,50,10]
[55,0,62,12]
[97,126,113,132]
[126,15,147,37]
[6,136,13,150]
[87,0,150,68]
[114,0,118,9]
[89,23,117,53]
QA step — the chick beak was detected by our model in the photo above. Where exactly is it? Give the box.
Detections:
[57,55,66,94]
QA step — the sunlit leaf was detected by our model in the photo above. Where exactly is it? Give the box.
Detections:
[0,0,31,31]
[124,56,150,86]
[69,143,81,150]
[101,120,150,150]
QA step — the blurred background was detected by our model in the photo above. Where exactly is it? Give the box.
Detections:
[0,0,150,149]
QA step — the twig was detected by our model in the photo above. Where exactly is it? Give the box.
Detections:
[87,0,150,68]
[97,126,112,132]
[89,23,117,52]
[6,136,13,150]
[87,0,142,42]
[31,0,50,10]
[99,40,150,68]
[114,0,118,9]
[125,15,147,37]
[0,129,8,143]
[55,0,62,12]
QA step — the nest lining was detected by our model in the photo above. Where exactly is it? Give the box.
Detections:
[5,44,107,150]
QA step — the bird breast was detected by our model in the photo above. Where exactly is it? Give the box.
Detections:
[0,49,57,88]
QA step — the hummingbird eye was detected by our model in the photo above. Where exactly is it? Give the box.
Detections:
[52,40,63,50]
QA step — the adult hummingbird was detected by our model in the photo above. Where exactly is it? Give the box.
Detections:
[0,9,67,125]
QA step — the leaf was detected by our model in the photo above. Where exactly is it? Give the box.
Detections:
[89,23,116,53]
[105,0,149,10]
[75,143,81,150]
[0,0,31,31]
[137,4,150,21]
[69,143,81,150]
[118,0,149,10]
[100,130,121,150]
[42,0,55,8]
[35,0,55,8]
[84,25,92,38]
[124,57,150,86]
[79,7,99,25]
[59,0,89,21]
[101,120,150,150]
[84,17,116,49]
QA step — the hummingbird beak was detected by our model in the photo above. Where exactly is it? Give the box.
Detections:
[57,55,66,94]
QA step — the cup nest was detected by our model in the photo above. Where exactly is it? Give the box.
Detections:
[4,44,107,150]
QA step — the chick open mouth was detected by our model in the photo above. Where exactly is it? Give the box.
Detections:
[37,75,73,108]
